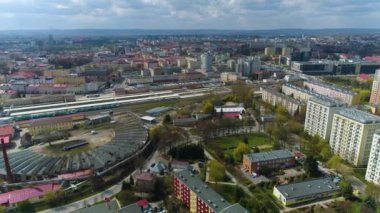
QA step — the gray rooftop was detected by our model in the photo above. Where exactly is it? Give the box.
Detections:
[262,88,304,105]
[309,96,345,107]
[175,170,248,213]
[73,200,119,213]
[305,81,357,95]
[336,108,380,124]
[118,203,142,213]
[275,178,340,200]
[245,150,293,163]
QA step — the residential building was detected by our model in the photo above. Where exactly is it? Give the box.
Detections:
[261,88,306,116]
[186,57,201,69]
[304,96,345,140]
[242,150,295,173]
[304,81,360,105]
[273,178,340,206]
[370,69,380,105]
[173,170,248,213]
[220,72,239,83]
[134,172,156,193]
[281,84,320,102]
[201,52,212,72]
[281,47,293,56]
[366,131,380,185]
[235,57,261,77]
[264,47,276,56]
[330,108,380,166]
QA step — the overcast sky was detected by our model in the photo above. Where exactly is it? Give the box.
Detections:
[0,0,379,30]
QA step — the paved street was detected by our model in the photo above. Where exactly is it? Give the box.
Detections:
[204,149,253,197]
[39,182,123,213]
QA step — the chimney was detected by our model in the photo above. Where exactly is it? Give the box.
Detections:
[1,138,13,183]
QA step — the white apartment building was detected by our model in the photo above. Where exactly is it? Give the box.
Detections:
[366,131,380,185]
[330,108,380,166]
[282,84,319,102]
[304,96,345,140]
[304,81,360,106]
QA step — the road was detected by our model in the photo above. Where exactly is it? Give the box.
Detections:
[39,182,123,213]
[203,149,253,197]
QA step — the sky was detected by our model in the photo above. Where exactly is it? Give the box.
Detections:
[0,0,379,30]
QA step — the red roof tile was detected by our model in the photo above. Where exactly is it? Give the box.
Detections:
[0,183,61,204]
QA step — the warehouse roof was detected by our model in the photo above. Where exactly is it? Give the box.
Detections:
[275,178,340,200]
[245,150,293,163]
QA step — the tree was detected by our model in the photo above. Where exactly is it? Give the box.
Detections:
[327,155,344,170]
[44,191,57,205]
[260,166,272,176]
[233,143,251,162]
[304,156,320,177]
[362,196,377,212]
[201,100,214,114]
[208,160,226,182]
[17,200,35,213]
[339,180,353,199]
[163,114,172,125]
[365,182,380,203]
[253,146,260,153]
[89,175,104,192]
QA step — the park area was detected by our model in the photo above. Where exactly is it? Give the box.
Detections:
[206,132,272,157]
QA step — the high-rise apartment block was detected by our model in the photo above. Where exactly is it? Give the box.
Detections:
[370,69,380,105]
[329,108,380,166]
[365,131,380,185]
[201,52,212,72]
[304,96,345,140]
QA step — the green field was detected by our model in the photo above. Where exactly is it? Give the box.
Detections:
[207,132,272,156]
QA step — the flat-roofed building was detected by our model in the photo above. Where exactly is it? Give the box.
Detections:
[282,84,320,102]
[174,170,248,213]
[330,108,380,166]
[243,150,295,173]
[28,116,73,136]
[370,69,380,105]
[273,178,340,206]
[262,88,306,116]
[365,131,380,185]
[304,81,360,105]
[304,96,345,140]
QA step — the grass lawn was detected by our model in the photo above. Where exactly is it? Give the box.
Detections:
[207,132,272,156]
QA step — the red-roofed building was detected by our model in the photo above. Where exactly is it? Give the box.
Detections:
[135,172,156,192]
[136,199,149,208]
[0,183,61,205]
[0,125,14,147]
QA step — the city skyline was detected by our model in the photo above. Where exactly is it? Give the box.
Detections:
[0,0,379,30]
